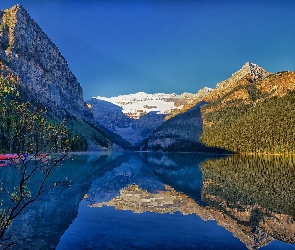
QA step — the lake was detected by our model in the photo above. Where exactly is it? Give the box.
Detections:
[1,152,295,249]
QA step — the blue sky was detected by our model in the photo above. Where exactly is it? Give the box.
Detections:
[1,1,295,99]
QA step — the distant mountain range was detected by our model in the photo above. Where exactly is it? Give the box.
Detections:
[88,89,215,147]
[93,61,295,154]
[1,4,295,154]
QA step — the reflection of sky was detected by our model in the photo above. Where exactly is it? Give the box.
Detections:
[57,203,246,250]
[1,1,295,99]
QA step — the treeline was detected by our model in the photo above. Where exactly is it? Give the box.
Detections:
[0,77,88,153]
[201,89,295,154]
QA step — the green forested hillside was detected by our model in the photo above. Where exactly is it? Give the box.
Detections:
[201,91,295,154]
[0,77,115,153]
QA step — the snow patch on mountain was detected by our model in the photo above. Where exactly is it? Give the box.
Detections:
[93,92,182,119]
[88,98,166,145]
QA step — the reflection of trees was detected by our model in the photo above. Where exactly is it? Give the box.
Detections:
[0,154,68,249]
[201,154,295,216]
[201,154,295,246]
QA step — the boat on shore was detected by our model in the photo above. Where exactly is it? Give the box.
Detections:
[0,153,49,167]
[0,154,24,167]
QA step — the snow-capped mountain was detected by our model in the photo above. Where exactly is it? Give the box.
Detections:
[88,98,166,145]
[93,92,182,119]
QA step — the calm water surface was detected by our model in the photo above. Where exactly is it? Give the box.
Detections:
[2,152,295,249]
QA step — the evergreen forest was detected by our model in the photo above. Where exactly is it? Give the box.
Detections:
[0,77,89,153]
[201,85,295,154]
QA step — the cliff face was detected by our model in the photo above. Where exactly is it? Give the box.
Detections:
[0,5,131,150]
[0,5,87,119]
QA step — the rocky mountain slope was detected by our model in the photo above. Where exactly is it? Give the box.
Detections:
[166,87,213,120]
[215,62,270,90]
[0,5,87,119]
[167,62,269,120]
[0,5,131,151]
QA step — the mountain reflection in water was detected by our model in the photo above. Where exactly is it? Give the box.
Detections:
[3,152,295,249]
[58,153,295,250]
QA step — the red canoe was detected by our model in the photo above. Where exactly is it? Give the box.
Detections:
[0,154,22,160]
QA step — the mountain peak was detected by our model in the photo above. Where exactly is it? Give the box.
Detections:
[1,4,32,51]
[243,61,255,66]
[13,4,25,10]
[241,62,264,73]
[242,61,256,70]
[3,4,29,18]
[216,62,270,90]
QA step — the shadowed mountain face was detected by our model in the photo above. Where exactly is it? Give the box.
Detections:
[139,101,231,153]
[139,102,205,151]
